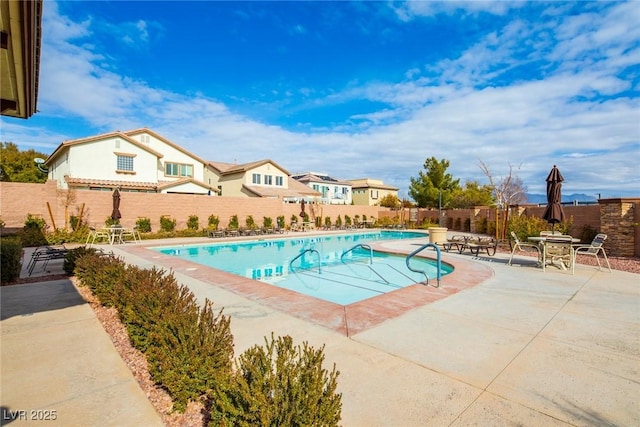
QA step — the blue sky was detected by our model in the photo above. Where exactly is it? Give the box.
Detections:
[1,1,639,199]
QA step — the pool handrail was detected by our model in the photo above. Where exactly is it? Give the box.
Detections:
[406,243,442,287]
[290,248,322,274]
[341,244,374,265]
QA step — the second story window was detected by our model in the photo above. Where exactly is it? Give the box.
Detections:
[265,175,273,185]
[116,154,134,172]
[252,173,261,184]
[165,162,193,177]
[276,176,283,186]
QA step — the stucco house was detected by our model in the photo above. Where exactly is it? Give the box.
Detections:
[348,178,399,206]
[291,172,352,205]
[45,128,217,195]
[207,160,320,201]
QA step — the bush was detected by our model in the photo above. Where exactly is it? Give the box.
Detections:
[245,215,256,230]
[187,215,199,230]
[210,334,342,426]
[229,215,239,230]
[74,253,127,307]
[208,215,220,230]
[136,217,152,233]
[325,216,332,228]
[63,246,99,275]
[19,214,48,247]
[336,215,343,228]
[0,237,22,284]
[263,217,273,229]
[160,215,176,232]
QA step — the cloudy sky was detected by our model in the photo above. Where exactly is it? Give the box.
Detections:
[1,1,638,199]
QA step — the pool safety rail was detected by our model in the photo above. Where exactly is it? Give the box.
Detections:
[406,242,442,287]
[341,244,374,264]
[290,248,322,273]
[290,242,443,288]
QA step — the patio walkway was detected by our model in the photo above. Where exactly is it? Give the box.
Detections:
[2,234,639,426]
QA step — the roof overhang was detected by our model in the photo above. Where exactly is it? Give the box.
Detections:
[1,0,42,119]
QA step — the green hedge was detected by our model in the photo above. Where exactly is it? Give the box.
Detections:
[0,237,22,284]
[72,252,341,420]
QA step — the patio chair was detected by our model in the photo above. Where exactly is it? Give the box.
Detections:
[507,231,541,266]
[86,227,110,246]
[572,233,612,275]
[542,235,574,271]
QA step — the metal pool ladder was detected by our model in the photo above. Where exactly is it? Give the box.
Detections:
[341,244,373,264]
[290,248,322,273]
[406,243,442,287]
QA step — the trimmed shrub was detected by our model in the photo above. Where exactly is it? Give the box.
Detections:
[74,253,127,306]
[187,215,199,230]
[263,217,273,229]
[245,215,256,230]
[160,215,176,232]
[210,334,342,426]
[0,237,22,284]
[63,246,99,275]
[208,215,220,230]
[229,215,239,230]
[19,214,48,247]
[136,217,152,233]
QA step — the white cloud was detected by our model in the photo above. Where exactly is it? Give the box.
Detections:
[2,1,638,200]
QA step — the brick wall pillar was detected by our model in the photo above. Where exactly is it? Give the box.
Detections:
[599,199,639,257]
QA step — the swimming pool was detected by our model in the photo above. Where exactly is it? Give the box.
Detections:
[152,231,452,305]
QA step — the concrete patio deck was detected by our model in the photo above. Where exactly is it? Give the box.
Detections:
[2,233,638,426]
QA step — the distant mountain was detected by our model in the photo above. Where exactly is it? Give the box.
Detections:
[526,193,597,204]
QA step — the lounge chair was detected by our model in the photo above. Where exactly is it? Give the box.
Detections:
[27,245,69,276]
[572,233,612,275]
[86,227,110,245]
[507,231,541,266]
[459,236,498,256]
[440,235,467,252]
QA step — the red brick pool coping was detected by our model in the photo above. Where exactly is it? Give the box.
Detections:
[117,236,493,337]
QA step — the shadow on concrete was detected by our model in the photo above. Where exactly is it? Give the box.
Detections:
[0,279,85,320]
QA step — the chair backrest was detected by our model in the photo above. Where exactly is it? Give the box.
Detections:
[510,231,520,243]
[587,234,607,252]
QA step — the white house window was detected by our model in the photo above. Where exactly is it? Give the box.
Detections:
[265,175,273,185]
[275,176,283,186]
[165,162,193,177]
[371,190,379,199]
[252,173,261,184]
[116,154,134,172]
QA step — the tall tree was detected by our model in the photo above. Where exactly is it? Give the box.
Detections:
[408,157,460,208]
[0,142,48,183]
[450,180,495,208]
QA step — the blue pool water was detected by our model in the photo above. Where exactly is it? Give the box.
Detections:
[153,231,452,305]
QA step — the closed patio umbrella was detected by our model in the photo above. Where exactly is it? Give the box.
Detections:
[111,188,122,221]
[542,165,565,233]
[300,199,306,219]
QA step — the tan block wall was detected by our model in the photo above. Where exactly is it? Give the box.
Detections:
[0,182,379,231]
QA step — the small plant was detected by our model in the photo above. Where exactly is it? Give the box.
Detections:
[290,214,298,224]
[263,216,273,229]
[277,216,285,229]
[324,216,332,228]
[20,214,48,247]
[228,215,239,230]
[245,215,256,230]
[136,217,151,233]
[208,215,220,230]
[187,215,199,230]
[336,215,343,228]
[160,215,176,232]
[210,334,342,426]
[0,236,22,284]
[344,215,352,227]
[105,216,120,227]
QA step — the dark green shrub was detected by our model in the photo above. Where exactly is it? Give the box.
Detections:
[105,216,120,227]
[19,214,48,247]
[63,246,99,275]
[344,215,352,227]
[336,215,343,228]
[74,253,127,307]
[148,299,233,412]
[208,215,220,230]
[136,217,152,233]
[210,334,341,426]
[187,215,199,230]
[229,215,239,230]
[577,224,598,244]
[263,217,273,229]
[69,215,81,231]
[325,216,331,228]
[0,237,22,284]
[290,214,298,225]
[245,215,256,230]
[276,216,285,229]
[476,217,487,234]
[160,215,176,232]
